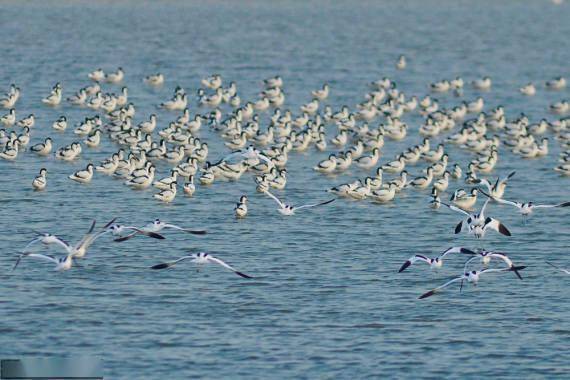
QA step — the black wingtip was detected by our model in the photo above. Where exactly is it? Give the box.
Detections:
[511,265,526,280]
[12,256,22,271]
[88,219,97,234]
[558,202,570,207]
[399,261,411,273]
[187,230,207,235]
[460,248,477,255]
[479,189,492,199]
[103,217,118,228]
[148,232,166,240]
[114,235,132,242]
[419,290,435,299]
[455,221,463,234]
[236,271,253,279]
[151,263,170,270]
[499,223,511,236]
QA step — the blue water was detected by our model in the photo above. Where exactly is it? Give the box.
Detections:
[1,1,569,378]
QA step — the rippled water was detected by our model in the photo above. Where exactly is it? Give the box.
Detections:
[1,1,569,378]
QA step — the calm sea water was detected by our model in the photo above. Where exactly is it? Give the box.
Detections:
[1,1,569,378]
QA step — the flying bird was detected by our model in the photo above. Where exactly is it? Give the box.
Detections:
[151,252,252,278]
[263,190,335,216]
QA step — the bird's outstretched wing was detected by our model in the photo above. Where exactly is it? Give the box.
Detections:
[419,277,464,299]
[163,223,207,235]
[207,256,253,278]
[440,201,471,216]
[484,217,511,236]
[534,202,570,209]
[264,190,285,208]
[13,253,58,271]
[295,199,336,210]
[150,256,193,270]
[398,255,430,272]
[479,189,519,208]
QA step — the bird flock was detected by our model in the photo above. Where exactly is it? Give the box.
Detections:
[2,58,569,298]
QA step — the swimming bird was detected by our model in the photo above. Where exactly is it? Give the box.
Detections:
[396,55,406,70]
[545,77,566,90]
[32,168,48,190]
[17,114,35,128]
[369,183,397,203]
[519,83,536,96]
[151,252,252,278]
[201,74,222,89]
[433,171,450,192]
[235,195,248,218]
[183,176,196,197]
[88,68,105,82]
[327,180,361,197]
[0,140,20,160]
[42,83,62,106]
[408,167,434,189]
[69,164,94,184]
[153,183,177,202]
[144,73,164,86]
[355,148,381,169]
[419,267,525,299]
[451,188,478,209]
[314,154,337,173]
[153,169,179,190]
[347,177,373,200]
[263,190,335,216]
[67,89,87,105]
[106,67,124,83]
[472,76,492,90]
[30,138,53,156]
[1,108,16,126]
[52,116,67,131]
[311,84,330,100]
[381,155,406,173]
[399,247,476,272]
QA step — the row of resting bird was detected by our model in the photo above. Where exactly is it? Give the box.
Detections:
[2,61,569,298]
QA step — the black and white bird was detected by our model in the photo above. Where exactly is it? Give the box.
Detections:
[235,195,248,218]
[480,190,570,219]
[20,231,73,255]
[429,187,441,209]
[399,247,476,272]
[419,267,525,299]
[472,171,515,199]
[114,219,205,241]
[461,250,526,279]
[13,252,76,271]
[263,190,335,216]
[441,199,511,239]
[151,252,253,278]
